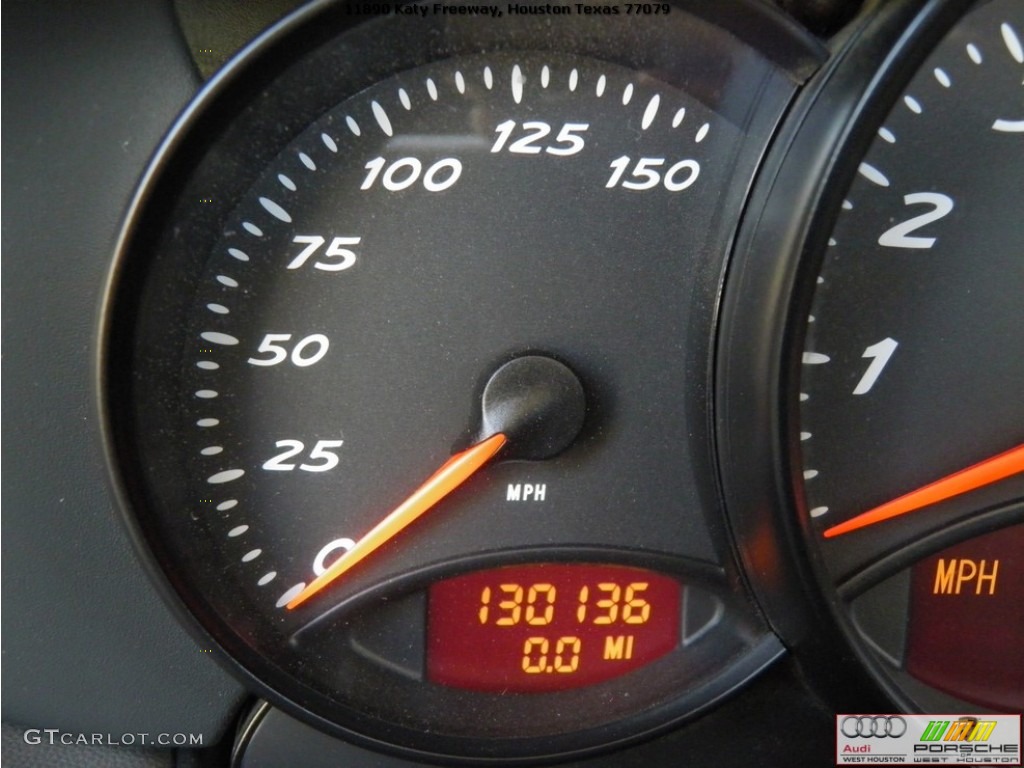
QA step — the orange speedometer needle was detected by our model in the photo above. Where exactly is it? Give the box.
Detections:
[823,443,1024,539]
[286,433,507,609]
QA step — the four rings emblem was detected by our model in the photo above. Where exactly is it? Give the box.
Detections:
[841,716,908,738]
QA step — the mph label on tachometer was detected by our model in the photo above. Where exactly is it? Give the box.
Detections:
[836,715,1021,765]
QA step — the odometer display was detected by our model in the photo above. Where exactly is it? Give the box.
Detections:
[427,564,681,692]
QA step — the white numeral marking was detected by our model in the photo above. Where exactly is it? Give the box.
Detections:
[262,439,344,472]
[313,538,356,576]
[247,333,329,367]
[878,193,954,249]
[605,157,700,191]
[288,235,360,271]
[490,121,589,156]
[361,157,462,192]
[853,337,898,395]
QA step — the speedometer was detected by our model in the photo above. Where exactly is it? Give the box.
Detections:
[101,1,824,761]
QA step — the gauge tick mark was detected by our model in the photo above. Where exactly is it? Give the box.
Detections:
[371,101,393,136]
[277,583,306,608]
[641,95,660,130]
[993,118,1024,132]
[511,65,524,104]
[259,196,292,222]
[1001,23,1023,63]
[207,469,245,485]
[200,331,239,346]
[858,162,890,187]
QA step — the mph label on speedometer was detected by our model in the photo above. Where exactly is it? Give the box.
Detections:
[835,715,1021,765]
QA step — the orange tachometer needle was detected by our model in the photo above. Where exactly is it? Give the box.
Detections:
[287,432,507,609]
[823,442,1024,539]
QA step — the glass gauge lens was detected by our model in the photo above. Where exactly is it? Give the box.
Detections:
[798,0,1023,711]
[103,2,816,759]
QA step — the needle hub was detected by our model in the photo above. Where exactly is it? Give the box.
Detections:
[478,355,586,460]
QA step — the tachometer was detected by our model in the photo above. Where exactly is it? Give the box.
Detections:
[719,0,1023,718]
[101,1,823,760]
[798,0,1024,712]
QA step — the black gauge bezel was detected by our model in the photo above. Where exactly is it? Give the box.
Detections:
[717,0,1012,717]
[98,0,828,762]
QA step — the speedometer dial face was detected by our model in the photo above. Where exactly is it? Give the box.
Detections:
[798,0,1023,712]
[103,2,817,759]
[181,50,732,617]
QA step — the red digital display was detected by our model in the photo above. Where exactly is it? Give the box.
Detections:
[906,524,1024,711]
[426,563,681,692]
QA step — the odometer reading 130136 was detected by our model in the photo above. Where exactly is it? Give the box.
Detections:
[427,564,681,692]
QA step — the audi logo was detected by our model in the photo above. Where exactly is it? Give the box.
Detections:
[841,716,908,738]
